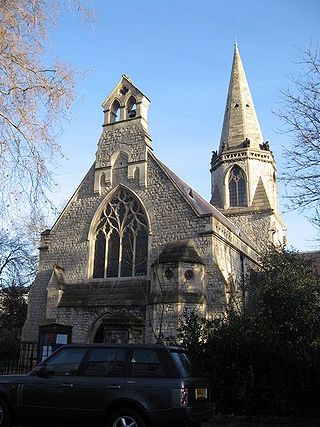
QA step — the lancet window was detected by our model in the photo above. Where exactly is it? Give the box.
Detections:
[126,95,137,119]
[93,188,148,278]
[229,166,247,207]
[110,99,120,123]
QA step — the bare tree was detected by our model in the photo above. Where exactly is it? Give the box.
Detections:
[0,229,37,289]
[0,0,94,225]
[0,229,38,358]
[278,46,320,230]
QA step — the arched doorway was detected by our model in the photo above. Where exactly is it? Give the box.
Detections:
[90,310,144,344]
[93,324,129,344]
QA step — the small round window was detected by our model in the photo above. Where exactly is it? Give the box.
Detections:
[184,270,194,280]
[165,269,174,279]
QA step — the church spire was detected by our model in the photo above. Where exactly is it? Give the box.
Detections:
[210,44,285,251]
[219,43,263,152]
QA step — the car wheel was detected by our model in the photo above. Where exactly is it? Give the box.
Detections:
[0,398,12,427]
[107,408,147,427]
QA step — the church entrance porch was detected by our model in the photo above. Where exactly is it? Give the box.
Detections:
[90,310,145,344]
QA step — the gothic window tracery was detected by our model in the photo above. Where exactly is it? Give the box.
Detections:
[229,166,247,207]
[93,188,148,278]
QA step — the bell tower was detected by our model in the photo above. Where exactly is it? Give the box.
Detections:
[211,44,285,250]
[94,74,151,194]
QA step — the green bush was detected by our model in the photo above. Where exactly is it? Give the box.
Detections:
[178,248,320,416]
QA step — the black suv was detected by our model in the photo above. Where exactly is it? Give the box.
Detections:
[0,344,213,427]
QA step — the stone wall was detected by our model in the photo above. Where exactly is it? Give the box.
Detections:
[211,150,277,211]
[226,211,278,253]
[21,270,53,342]
[211,147,285,250]
[56,305,145,344]
[22,119,260,348]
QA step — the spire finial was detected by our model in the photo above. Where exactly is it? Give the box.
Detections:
[234,35,237,46]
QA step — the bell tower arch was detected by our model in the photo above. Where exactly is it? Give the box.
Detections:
[94,75,151,194]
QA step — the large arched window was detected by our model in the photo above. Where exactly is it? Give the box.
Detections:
[93,188,148,278]
[229,166,247,207]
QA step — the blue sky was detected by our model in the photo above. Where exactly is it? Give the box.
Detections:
[49,0,320,251]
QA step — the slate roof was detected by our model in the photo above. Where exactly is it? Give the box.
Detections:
[152,153,228,217]
[102,74,151,108]
[150,152,254,244]
[59,278,149,308]
[152,240,205,266]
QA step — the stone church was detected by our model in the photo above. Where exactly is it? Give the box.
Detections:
[21,44,285,361]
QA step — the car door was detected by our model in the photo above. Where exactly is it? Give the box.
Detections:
[124,348,172,412]
[20,347,88,425]
[70,347,126,424]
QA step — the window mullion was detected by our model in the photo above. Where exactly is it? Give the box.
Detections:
[235,181,238,206]
[104,233,110,278]
[132,232,137,276]
[118,232,123,278]
[94,189,148,279]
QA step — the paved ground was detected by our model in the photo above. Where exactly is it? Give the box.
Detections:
[14,419,320,427]
[202,417,320,426]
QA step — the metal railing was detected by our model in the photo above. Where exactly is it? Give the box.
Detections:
[0,342,37,375]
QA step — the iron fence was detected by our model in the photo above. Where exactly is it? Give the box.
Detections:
[0,342,37,375]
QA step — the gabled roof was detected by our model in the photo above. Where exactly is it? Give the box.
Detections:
[152,240,205,266]
[102,74,150,109]
[150,151,254,245]
[220,44,263,152]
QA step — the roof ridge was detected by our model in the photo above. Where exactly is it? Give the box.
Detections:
[149,151,243,231]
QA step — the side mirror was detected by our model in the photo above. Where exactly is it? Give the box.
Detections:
[33,366,54,378]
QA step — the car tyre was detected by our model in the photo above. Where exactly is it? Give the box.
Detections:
[107,407,147,427]
[0,398,12,427]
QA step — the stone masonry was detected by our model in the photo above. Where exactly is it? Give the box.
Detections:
[22,48,283,360]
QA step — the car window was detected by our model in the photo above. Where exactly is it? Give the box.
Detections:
[82,348,125,377]
[170,350,202,377]
[44,348,87,376]
[130,349,165,378]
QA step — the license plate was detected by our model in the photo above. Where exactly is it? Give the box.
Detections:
[195,387,207,400]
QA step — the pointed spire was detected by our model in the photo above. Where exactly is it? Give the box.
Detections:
[219,44,263,153]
